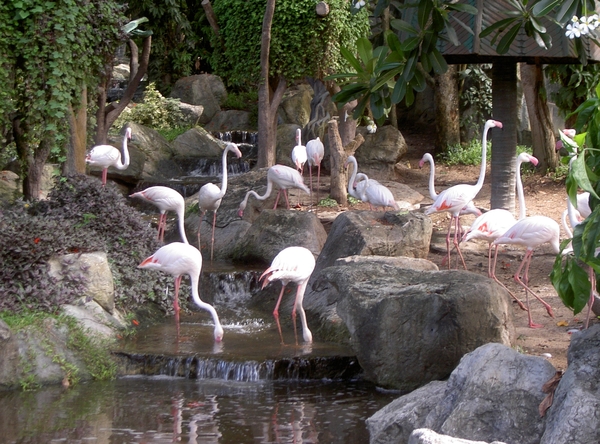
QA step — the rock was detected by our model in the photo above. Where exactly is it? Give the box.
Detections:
[48,251,115,313]
[231,209,327,264]
[368,343,556,443]
[355,125,408,180]
[277,84,313,126]
[204,110,254,132]
[0,170,20,203]
[319,265,515,389]
[172,127,226,159]
[177,102,204,126]
[408,429,507,444]
[170,74,227,124]
[63,298,126,338]
[335,254,439,272]
[541,324,600,443]
[276,124,302,167]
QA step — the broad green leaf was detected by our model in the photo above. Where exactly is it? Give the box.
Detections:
[497,23,522,54]
[444,23,460,46]
[429,48,448,74]
[450,15,475,36]
[340,46,363,74]
[532,0,562,16]
[357,38,373,66]
[480,18,517,38]
[122,17,149,34]
[391,80,407,104]
[418,0,433,30]
[529,17,546,34]
[390,19,419,36]
[405,86,415,107]
[401,37,421,52]
[448,3,478,15]
[555,0,579,24]
[567,260,592,314]
[572,151,600,200]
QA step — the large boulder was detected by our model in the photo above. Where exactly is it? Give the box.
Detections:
[172,126,226,159]
[541,324,600,443]
[204,110,254,132]
[355,125,408,180]
[170,74,227,124]
[313,264,515,389]
[277,84,313,126]
[368,343,556,444]
[408,429,507,444]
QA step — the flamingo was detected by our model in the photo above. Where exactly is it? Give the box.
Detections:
[462,152,538,311]
[291,128,307,175]
[425,119,502,269]
[259,246,316,344]
[237,165,310,217]
[86,127,132,186]
[345,155,364,201]
[354,173,400,211]
[493,215,559,328]
[130,186,189,244]
[306,136,325,197]
[138,242,224,342]
[197,143,243,261]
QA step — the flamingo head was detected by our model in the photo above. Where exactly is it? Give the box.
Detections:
[125,127,132,140]
[418,159,425,168]
[237,203,245,217]
[214,325,224,342]
[228,143,243,158]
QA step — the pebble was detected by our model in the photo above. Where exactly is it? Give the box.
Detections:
[541,353,552,359]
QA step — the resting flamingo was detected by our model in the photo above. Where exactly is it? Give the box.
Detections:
[197,143,243,261]
[345,155,364,201]
[493,215,559,328]
[425,119,502,269]
[462,152,538,311]
[237,165,310,217]
[306,136,325,197]
[130,186,189,244]
[86,127,132,186]
[138,242,224,342]
[291,128,307,175]
[354,173,400,211]
[259,246,316,344]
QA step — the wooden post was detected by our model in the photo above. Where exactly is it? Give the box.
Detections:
[202,0,220,35]
[327,120,365,205]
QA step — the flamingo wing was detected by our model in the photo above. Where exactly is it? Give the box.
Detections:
[86,145,120,168]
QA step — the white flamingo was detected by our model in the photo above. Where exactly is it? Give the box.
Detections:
[259,246,316,344]
[291,128,307,174]
[86,127,132,186]
[138,242,224,342]
[130,186,189,244]
[425,119,503,269]
[462,152,538,311]
[354,173,400,211]
[306,136,325,197]
[237,165,310,217]
[197,143,243,261]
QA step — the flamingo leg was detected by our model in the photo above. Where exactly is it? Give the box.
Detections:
[273,191,282,209]
[490,244,527,311]
[197,210,207,251]
[101,168,108,186]
[513,250,553,328]
[174,275,182,324]
[283,189,291,209]
[452,216,468,270]
[291,304,299,346]
[273,285,287,344]
[444,217,453,270]
[210,211,217,262]
[316,163,321,209]
[158,213,168,242]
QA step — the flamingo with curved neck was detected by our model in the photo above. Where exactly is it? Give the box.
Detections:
[86,127,132,186]
[425,119,502,269]
[198,143,243,261]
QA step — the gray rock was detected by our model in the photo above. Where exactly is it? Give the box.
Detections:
[356,125,408,180]
[541,324,600,444]
[204,110,254,132]
[277,84,313,126]
[335,255,439,271]
[170,74,227,123]
[172,126,225,159]
[62,298,126,337]
[177,102,204,126]
[408,429,507,444]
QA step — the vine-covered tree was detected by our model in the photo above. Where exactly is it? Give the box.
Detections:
[0,0,128,200]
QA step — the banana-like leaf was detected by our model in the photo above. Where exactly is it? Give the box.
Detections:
[497,23,521,54]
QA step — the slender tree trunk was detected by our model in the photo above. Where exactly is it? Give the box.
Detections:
[434,65,460,152]
[491,62,518,212]
[382,6,397,129]
[201,0,220,36]
[257,0,277,168]
[328,119,347,205]
[64,85,87,175]
[13,117,52,200]
[520,63,557,174]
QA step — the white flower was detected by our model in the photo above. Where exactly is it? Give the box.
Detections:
[566,23,581,39]
[366,123,377,134]
[572,16,580,23]
[579,16,591,35]
[355,0,366,9]
[588,14,599,30]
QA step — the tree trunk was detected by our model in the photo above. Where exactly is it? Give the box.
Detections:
[434,65,460,152]
[13,118,52,200]
[382,6,397,129]
[328,119,347,205]
[201,0,220,35]
[257,0,277,168]
[520,63,557,174]
[95,35,151,145]
[64,85,87,175]
[491,62,518,212]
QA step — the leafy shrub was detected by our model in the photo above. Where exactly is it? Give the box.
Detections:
[0,175,177,315]
[112,82,185,132]
[442,140,532,166]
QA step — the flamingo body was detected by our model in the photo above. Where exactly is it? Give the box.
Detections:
[138,242,224,341]
[354,173,400,211]
[259,246,316,344]
[238,165,310,216]
[305,137,325,196]
[86,127,132,186]
[198,143,243,260]
[291,128,307,174]
[130,186,188,244]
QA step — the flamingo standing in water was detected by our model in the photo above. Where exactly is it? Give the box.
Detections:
[259,246,316,344]
[425,119,502,269]
[130,186,189,244]
[306,136,325,198]
[237,165,310,216]
[86,127,132,186]
[291,128,307,175]
[197,143,243,261]
[462,152,538,311]
[138,242,224,342]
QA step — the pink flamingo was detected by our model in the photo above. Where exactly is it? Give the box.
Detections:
[425,119,502,269]
[306,136,325,197]
[237,165,310,217]
[86,127,132,186]
[493,215,559,328]
[462,152,538,311]
[259,246,316,344]
[197,143,243,261]
[138,242,224,341]
[291,128,307,174]
[130,186,189,244]
[354,173,400,211]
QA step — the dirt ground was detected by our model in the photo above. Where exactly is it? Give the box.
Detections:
[297,127,594,372]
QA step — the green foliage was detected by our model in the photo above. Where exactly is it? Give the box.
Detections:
[459,64,492,134]
[546,64,600,119]
[319,197,340,207]
[222,91,259,112]
[0,175,176,315]
[210,0,369,89]
[112,83,184,133]
[442,140,531,166]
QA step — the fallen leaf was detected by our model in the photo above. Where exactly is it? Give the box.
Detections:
[556,320,569,327]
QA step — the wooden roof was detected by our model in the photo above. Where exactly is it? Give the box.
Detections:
[416,0,600,64]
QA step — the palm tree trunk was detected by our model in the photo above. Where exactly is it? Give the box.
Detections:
[491,62,517,212]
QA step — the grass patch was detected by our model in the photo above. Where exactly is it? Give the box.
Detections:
[441,140,532,166]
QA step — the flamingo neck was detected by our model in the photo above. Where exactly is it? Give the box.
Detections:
[190,273,223,340]
[347,158,358,195]
[115,133,130,170]
[566,156,581,229]
[515,157,526,220]
[424,154,437,199]
[476,122,492,191]
[240,174,274,209]
[176,206,189,244]
[219,146,231,198]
